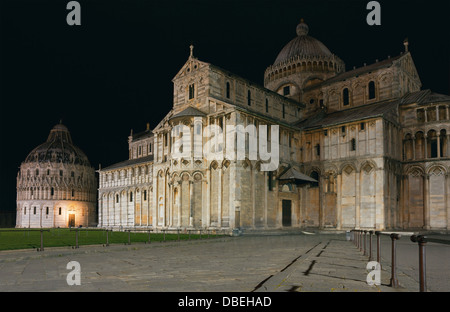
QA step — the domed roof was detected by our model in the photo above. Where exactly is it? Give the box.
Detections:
[24,123,91,166]
[274,20,333,65]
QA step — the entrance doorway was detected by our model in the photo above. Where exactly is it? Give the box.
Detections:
[282,200,292,227]
[68,214,75,227]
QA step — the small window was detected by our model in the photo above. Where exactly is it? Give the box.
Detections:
[315,144,320,156]
[417,109,425,123]
[282,104,286,119]
[47,169,50,175]
[24,208,26,215]
[144,190,147,201]
[71,171,74,178]
[35,169,39,176]
[46,207,49,215]
[324,130,328,136]
[51,187,54,196]
[343,88,350,106]
[368,81,376,100]
[341,126,346,134]
[283,86,290,96]
[226,82,230,98]
[33,207,36,215]
[60,170,63,177]
[247,90,251,106]
[116,194,119,203]
[360,122,365,131]
[71,189,75,197]
[351,138,356,151]
[59,207,62,215]
[130,192,133,202]
[189,84,195,99]
[268,171,274,191]
[310,171,319,187]
[265,98,269,113]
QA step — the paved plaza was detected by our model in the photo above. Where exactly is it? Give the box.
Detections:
[0,232,448,292]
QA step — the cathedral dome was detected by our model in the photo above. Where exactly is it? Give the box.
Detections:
[24,123,91,166]
[274,20,333,65]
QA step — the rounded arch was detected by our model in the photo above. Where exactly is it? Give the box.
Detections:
[360,160,377,174]
[405,165,425,176]
[340,162,357,175]
[426,164,447,175]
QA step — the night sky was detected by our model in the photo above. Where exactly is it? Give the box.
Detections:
[1,0,449,214]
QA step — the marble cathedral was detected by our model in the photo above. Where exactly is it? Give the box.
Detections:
[97,20,450,232]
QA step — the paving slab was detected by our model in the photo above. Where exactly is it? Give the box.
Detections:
[0,234,420,292]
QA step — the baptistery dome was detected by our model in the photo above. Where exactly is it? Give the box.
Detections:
[16,123,97,228]
[24,123,91,166]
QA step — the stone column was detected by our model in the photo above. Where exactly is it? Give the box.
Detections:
[189,180,194,227]
[336,173,342,230]
[264,171,268,229]
[423,174,430,230]
[355,170,361,229]
[437,134,441,158]
[424,134,428,159]
[218,166,222,228]
[168,182,173,227]
[206,168,211,227]
[175,182,181,227]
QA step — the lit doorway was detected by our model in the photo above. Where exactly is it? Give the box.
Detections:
[68,214,75,227]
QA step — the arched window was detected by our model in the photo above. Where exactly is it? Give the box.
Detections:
[343,88,350,106]
[350,138,356,151]
[189,84,195,100]
[310,171,319,187]
[368,81,376,99]
[226,82,230,98]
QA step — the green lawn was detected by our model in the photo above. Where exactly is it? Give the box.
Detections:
[0,228,215,251]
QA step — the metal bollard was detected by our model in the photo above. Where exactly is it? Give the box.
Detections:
[369,231,373,261]
[75,229,79,249]
[411,235,427,292]
[40,229,44,251]
[375,231,381,266]
[359,230,363,252]
[363,230,367,256]
[389,233,401,288]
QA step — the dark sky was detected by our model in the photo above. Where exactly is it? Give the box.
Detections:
[0,0,449,214]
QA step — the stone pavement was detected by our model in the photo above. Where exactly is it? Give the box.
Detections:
[0,232,419,292]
